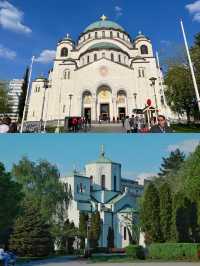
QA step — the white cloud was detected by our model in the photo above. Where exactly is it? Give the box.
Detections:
[115,6,123,18]
[0,0,31,34]
[136,172,157,186]
[0,44,16,59]
[186,0,200,22]
[35,50,56,64]
[167,139,200,154]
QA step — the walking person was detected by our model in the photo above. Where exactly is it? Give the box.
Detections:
[124,116,131,133]
[150,115,172,133]
[0,117,11,134]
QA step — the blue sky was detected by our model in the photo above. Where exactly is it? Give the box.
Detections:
[0,134,199,182]
[0,0,200,80]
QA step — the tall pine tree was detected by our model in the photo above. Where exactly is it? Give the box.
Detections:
[158,149,185,177]
[140,183,162,243]
[89,211,101,248]
[159,183,172,242]
[79,212,88,249]
[18,67,29,122]
[9,201,53,257]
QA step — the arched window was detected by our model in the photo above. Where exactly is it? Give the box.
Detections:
[87,56,90,64]
[111,53,114,61]
[95,32,98,39]
[118,54,121,63]
[90,176,93,191]
[117,32,120,38]
[141,45,148,55]
[61,47,68,57]
[101,175,105,190]
[102,31,105,38]
[64,70,70,80]
[94,54,97,61]
[110,31,113,38]
[80,183,83,193]
[124,227,127,240]
[88,33,91,39]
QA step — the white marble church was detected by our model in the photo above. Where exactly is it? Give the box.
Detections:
[61,146,144,248]
[27,15,174,124]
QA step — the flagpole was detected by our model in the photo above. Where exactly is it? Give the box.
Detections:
[180,19,200,112]
[20,56,35,133]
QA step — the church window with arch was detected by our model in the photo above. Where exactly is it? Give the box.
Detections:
[117,32,120,38]
[60,47,68,57]
[94,54,97,61]
[95,32,98,39]
[101,175,105,190]
[102,31,105,38]
[64,70,70,80]
[141,45,148,55]
[124,227,127,240]
[111,53,114,61]
[118,54,121,63]
[110,31,113,38]
[87,55,90,64]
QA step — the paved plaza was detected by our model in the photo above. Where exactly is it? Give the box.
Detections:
[20,257,199,266]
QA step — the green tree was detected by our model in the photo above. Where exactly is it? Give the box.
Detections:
[0,81,11,114]
[140,183,162,243]
[12,157,69,224]
[158,149,185,177]
[18,67,29,122]
[0,163,23,247]
[107,227,114,249]
[9,201,54,257]
[79,212,88,249]
[171,192,191,242]
[89,211,101,248]
[165,65,197,123]
[159,183,172,242]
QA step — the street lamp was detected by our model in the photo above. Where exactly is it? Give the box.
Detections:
[85,204,92,258]
[69,94,73,117]
[133,93,138,110]
[149,77,158,121]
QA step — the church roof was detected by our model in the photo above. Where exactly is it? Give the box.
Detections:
[84,16,125,33]
[87,145,119,165]
[88,42,122,51]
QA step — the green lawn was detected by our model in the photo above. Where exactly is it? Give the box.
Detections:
[171,124,200,133]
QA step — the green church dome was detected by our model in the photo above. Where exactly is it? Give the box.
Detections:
[84,15,125,33]
[88,42,122,51]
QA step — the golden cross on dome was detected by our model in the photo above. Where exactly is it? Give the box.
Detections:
[100,14,108,21]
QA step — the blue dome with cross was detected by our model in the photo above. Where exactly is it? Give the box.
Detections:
[84,15,125,33]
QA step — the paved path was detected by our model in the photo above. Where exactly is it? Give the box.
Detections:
[21,257,199,266]
[90,124,126,133]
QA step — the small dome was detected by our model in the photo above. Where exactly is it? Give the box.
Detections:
[84,15,125,33]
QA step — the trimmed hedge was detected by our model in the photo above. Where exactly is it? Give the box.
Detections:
[125,245,145,259]
[149,243,200,260]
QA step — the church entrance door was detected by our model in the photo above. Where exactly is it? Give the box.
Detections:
[84,108,91,120]
[118,107,126,120]
[100,104,110,121]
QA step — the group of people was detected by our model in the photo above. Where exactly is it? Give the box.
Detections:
[122,115,172,133]
[0,248,16,266]
[68,116,91,132]
[0,117,18,134]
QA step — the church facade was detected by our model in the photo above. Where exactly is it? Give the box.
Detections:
[27,15,174,124]
[61,147,144,248]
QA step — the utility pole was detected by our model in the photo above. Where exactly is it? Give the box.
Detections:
[180,19,200,112]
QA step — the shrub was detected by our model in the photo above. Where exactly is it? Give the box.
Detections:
[149,243,200,260]
[125,245,145,259]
